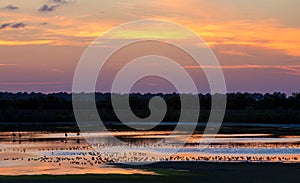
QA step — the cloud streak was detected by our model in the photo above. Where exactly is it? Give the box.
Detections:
[2,5,19,10]
[184,65,300,76]
[0,40,53,46]
[218,50,254,57]
[11,23,26,28]
[0,23,11,29]
[50,0,71,4]
[184,64,300,69]
[0,64,17,67]
[0,22,26,29]
[39,4,59,12]
[0,81,63,86]
[38,0,72,13]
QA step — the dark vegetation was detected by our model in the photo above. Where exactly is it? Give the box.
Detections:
[0,162,299,183]
[0,92,299,126]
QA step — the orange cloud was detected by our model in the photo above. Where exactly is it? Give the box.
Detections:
[0,0,299,58]
[0,40,53,46]
[184,20,300,56]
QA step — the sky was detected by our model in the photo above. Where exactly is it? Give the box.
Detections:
[0,0,299,94]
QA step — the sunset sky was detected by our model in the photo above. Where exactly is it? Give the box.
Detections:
[0,0,299,94]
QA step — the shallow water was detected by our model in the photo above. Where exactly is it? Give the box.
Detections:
[0,130,299,175]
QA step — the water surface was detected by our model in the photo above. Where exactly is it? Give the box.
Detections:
[0,130,299,175]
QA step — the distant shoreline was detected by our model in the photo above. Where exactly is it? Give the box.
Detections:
[0,121,300,135]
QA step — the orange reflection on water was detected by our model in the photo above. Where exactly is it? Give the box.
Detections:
[0,163,156,176]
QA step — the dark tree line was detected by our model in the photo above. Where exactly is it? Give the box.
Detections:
[0,92,299,110]
[0,92,299,123]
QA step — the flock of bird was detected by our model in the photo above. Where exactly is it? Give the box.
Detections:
[2,151,299,166]
[0,132,299,167]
